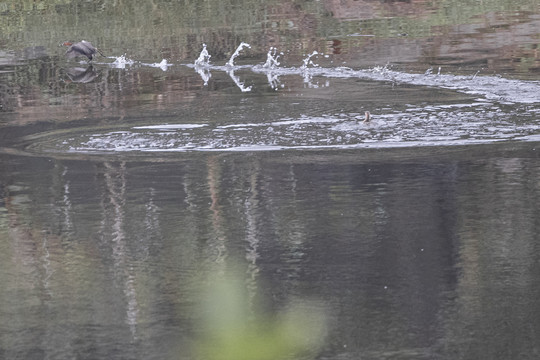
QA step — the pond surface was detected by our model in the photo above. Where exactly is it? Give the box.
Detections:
[1,0,540,359]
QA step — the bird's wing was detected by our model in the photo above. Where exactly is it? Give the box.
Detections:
[68,42,97,58]
[65,47,79,58]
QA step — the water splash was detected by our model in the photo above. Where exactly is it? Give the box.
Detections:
[248,61,540,104]
[149,59,172,71]
[363,66,540,104]
[111,55,135,69]
[194,44,211,67]
[227,70,252,92]
[18,42,540,157]
[226,42,251,67]
[193,44,213,85]
[195,66,212,86]
[300,51,320,86]
[140,59,173,71]
[300,51,320,70]
[262,47,282,69]
[266,72,282,90]
[93,43,540,104]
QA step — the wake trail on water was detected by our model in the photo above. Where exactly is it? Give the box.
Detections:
[189,43,540,105]
[30,42,540,155]
[94,43,540,105]
[25,99,540,154]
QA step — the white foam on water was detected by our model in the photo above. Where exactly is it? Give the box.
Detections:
[110,55,135,68]
[270,116,341,126]
[144,59,173,71]
[133,124,208,130]
[52,98,538,155]
[331,66,540,104]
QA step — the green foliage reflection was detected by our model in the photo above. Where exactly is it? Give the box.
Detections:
[194,271,326,360]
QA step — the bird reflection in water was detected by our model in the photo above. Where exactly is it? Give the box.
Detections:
[65,66,98,83]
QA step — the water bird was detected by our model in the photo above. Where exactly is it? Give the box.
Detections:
[363,111,371,123]
[63,40,104,61]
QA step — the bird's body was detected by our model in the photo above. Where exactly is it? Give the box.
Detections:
[63,40,103,61]
[363,111,371,123]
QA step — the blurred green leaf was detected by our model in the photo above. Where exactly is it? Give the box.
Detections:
[194,271,326,360]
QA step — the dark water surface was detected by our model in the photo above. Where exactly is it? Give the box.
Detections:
[1,0,540,359]
[2,145,540,359]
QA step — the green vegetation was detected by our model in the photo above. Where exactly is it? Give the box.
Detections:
[0,0,538,59]
[194,269,327,360]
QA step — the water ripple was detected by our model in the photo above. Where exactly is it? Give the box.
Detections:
[24,102,540,154]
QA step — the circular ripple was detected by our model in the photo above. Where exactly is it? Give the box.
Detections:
[21,102,540,156]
